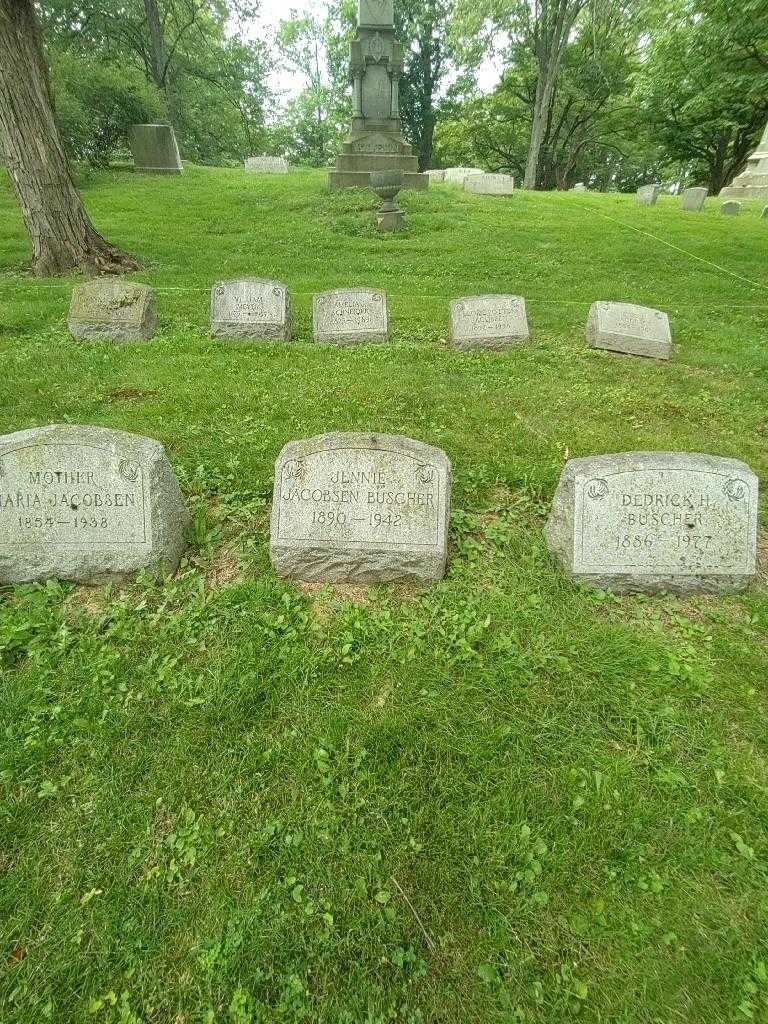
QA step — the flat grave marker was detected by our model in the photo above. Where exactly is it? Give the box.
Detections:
[245,156,289,173]
[271,432,451,583]
[587,301,672,360]
[450,295,530,350]
[313,288,389,345]
[465,173,515,196]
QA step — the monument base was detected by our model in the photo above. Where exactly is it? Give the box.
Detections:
[719,175,768,200]
[329,170,428,191]
[329,126,428,191]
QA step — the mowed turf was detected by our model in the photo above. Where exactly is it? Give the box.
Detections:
[1,167,768,1024]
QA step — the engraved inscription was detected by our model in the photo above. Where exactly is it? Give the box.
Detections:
[574,468,755,575]
[214,281,285,326]
[600,305,666,341]
[0,443,148,549]
[314,289,387,339]
[276,448,444,549]
[453,296,527,340]
[72,283,144,326]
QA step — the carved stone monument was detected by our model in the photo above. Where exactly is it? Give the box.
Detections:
[329,1,427,191]
[465,174,515,196]
[450,296,530,350]
[270,432,451,583]
[313,288,389,345]
[128,124,183,174]
[210,279,292,340]
[720,120,768,200]
[0,424,189,584]
[68,279,157,342]
[636,184,661,206]
[587,302,672,360]
[681,187,708,211]
[546,452,759,593]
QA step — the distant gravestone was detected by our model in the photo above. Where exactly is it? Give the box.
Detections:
[427,169,445,183]
[722,200,742,215]
[571,183,587,192]
[587,302,672,361]
[444,167,484,184]
[0,424,189,585]
[681,187,708,211]
[545,452,759,594]
[128,124,183,174]
[313,288,389,345]
[450,295,530,350]
[68,279,157,343]
[245,156,289,174]
[210,279,291,341]
[270,432,451,583]
[464,173,515,196]
[636,184,661,206]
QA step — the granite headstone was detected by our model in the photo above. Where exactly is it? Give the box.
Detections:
[313,288,389,345]
[722,201,742,216]
[681,187,708,211]
[128,124,183,174]
[464,173,515,196]
[636,184,661,206]
[587,302,672,360]
[68,279,157,343]
[450,295,530,350]
[245,156,289,173]
[210,279,292,340]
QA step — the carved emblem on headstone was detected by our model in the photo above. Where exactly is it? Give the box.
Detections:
[587,479,609,500]
[119,459,140,483]
[724,479,747,502]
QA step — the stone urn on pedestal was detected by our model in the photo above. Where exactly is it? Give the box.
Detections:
[371,170,405,232]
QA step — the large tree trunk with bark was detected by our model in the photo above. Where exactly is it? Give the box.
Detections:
[0,0,139,276]
[143,0,181,140]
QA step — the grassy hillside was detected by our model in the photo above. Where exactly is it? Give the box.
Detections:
[1,166,767,1024]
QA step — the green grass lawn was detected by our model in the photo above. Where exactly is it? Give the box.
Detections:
[1,166,768,1024]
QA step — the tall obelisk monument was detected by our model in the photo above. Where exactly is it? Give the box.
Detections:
[720,120,768,200]
[329,0,428,191]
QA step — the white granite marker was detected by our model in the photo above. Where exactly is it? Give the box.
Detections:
[271,432,451,583]
[587,302,672,360]
[313,288,389,345]
[465,173,515,196]
[245,156,289,173]
[681,187,708,211]
[636,184,661,206]
[68,279,157,342]
[444,167,484,184]
[211,279,292,340]
[0,425,189,584]
[722,201,742,216]
[571,183,587,192]
[450,295,530,350]
[427,169,445,183]
[546,452,759,593]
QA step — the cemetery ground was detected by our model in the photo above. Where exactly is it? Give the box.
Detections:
[1,166,768,1024]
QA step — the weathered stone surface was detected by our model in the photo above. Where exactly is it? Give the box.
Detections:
[722,200,741,215]
[444,167,484,184]
[210,279,291,340]
[271,432,451,583]
[465,173,515,196]
[450,295,529,350]
[636,184,661,206]
[587,302,672,360]
[313,288,389,345]
[681,187,708,211]
[0,424,189,585]
[545,452,759,594]
[426,169,445,182]
[245,156,289,173]
[69,279,157,343]
[720,119,768,200]
[128,124,183,174]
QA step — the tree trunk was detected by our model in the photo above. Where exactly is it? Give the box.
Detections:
[523,68,552,189]
[144,0,181,139]
[0,0,139,276]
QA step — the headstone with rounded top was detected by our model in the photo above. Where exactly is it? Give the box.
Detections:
[128,124,183,174]
[210,279,292,340]
[587,302,672,360]
[681,187,708,211]
[636,184,661,206]
[722,200,742,215]
[450,295,529,350]
[313,288,389,345]
[545,452,759,594]
[271,432,451,583]
[0,424,189,584]
[68,279,157,343]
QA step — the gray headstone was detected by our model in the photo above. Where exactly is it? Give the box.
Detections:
[68,279,157,343]
[571,183,587,192]
[636,184,661,206]
[464,173,515,196]
[426,169,445,182]
[210,279,292,341]
[128,124,183,174]
[313,288,389,345]
[444,167,484,184]
[245,156,289,173]
[450,295,530,350]
[681,187,708,211]
[270,432,451,584]
[545,452,759,594]
[587,302,672,360]
[0,424,189,585]
[722,201,742,215]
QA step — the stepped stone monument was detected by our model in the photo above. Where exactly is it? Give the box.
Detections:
[0,424,189,584]
[721,120,768,200]
[546,452,758,594]
[128,124,183,174]
[329,0,427,191]
[271,432,451,583]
